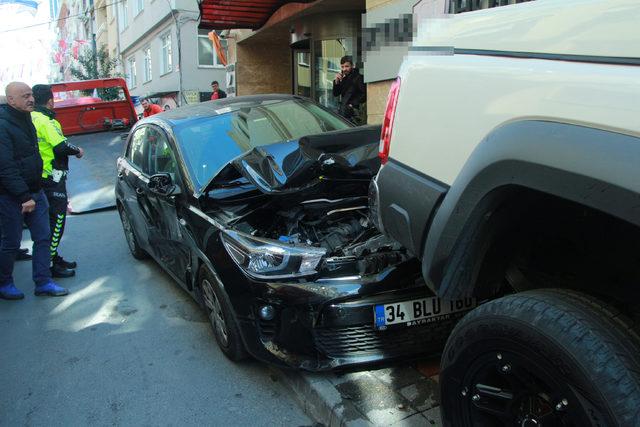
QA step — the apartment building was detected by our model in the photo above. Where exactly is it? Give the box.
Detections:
[118,0,227,109]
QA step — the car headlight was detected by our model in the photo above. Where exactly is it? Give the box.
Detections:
[221,230,326,279]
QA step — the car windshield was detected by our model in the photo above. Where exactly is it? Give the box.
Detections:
[173,99,351,191]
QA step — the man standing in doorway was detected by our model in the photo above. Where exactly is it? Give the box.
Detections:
[332,56,366,123]
[32,84,84,278]
[210,81,227,100]
[0,82,68,299]
[141,98,163,117]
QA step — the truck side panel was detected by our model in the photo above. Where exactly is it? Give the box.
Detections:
[389,53,640,185]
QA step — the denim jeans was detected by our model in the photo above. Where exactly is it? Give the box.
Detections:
[0,190,51,286]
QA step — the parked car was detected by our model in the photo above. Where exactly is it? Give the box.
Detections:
[115,95,473,370]
[371,0,640,425]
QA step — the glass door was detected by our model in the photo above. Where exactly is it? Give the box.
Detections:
[313,38,354,112]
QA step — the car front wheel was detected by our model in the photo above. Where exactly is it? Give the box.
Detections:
[440,289,640,427]
[199,265,247,362]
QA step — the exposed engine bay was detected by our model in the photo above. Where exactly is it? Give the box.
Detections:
[229,196,408,276]
[206,124,411,278]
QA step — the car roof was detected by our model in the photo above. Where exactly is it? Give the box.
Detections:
[153,94,307,124]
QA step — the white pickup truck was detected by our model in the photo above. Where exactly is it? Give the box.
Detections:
[371,0,640,425]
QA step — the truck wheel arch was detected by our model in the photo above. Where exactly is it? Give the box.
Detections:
[423,120,640,299]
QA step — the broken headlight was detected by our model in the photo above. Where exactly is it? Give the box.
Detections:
[221,230,326,279]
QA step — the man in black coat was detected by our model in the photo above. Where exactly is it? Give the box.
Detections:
[332,56,366,123]
[0,82,68,299]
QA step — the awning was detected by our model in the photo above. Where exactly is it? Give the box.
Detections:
[199,0,313,30]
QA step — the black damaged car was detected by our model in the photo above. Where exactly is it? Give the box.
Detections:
[115,95,473,370]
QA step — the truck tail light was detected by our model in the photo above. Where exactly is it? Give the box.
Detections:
[378,77,401,165]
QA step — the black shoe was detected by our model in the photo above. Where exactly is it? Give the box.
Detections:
[17,248,32,261]
[51,264,75,278]
[54,255,76,269]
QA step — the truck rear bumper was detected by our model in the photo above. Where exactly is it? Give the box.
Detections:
[372,159,448,258]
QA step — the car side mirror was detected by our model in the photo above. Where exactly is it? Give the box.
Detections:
[148,173,181,196]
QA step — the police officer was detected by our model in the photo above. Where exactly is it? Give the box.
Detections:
[31,84,84,278]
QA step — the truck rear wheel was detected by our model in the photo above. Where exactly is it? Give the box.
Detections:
[440,289,640,426]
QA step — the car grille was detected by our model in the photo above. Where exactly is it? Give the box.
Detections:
[258,318,276,338]
[314,319,456,358]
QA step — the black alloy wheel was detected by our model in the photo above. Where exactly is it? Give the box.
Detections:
[198,266,247,361]
[118,205,148,260]
[440,289,640,427]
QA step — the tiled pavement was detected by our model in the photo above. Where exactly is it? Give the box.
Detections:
[274,357,443,426]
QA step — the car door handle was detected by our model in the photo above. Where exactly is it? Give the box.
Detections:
[136,187,144,195]
[178,217,187,226]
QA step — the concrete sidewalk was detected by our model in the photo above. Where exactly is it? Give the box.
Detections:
[274,358,443,426]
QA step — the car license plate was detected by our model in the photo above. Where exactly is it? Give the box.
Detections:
[374,297,476,330]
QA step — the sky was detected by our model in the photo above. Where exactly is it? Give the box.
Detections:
[0,0,54,95]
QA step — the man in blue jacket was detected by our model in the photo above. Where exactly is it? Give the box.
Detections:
[0,82,68,299]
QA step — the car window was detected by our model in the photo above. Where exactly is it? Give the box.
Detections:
[174,99,351,189]
[147,128,179,180]
[127,127,149,174]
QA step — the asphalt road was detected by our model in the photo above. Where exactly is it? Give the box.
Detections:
[0,210,311,427]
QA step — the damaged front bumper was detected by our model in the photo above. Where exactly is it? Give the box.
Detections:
[232,259,460,371]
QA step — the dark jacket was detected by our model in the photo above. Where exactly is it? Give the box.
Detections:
[332,68,366,118]
[0,104,43,203]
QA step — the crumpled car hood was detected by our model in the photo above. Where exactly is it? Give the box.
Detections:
[204,125,382,196]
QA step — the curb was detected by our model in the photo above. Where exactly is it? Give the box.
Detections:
[271,360,444,426]
[271,368,373,426]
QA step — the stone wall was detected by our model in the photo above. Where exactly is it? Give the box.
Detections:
[367,79,392,124]
[236,34,292,96]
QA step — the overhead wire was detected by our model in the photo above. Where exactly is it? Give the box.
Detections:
[0,0,125,33]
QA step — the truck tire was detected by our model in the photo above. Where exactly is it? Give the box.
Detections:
[440,289,640,426]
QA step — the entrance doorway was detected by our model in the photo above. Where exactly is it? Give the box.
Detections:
[293,48,311,98]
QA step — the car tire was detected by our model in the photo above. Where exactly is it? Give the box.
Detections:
[118,205,148,260]
[198,265,247,362]
[440,288,640,427]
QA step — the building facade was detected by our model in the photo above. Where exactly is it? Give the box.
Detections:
[118,0,227,108]
[202,0,533,124]
[50,0,93,82]
[49,0,228,109]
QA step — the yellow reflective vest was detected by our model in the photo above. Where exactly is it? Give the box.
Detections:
[31,110,66,178]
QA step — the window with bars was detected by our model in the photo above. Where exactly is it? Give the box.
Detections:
[197,29,228,67]
[143,46,152,82]
[120,0,128,29]
[127,57,137,88]
[133,0,143,15]
[160,33,172,75]
[449,0,533,14]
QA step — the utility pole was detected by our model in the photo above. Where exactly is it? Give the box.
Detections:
[89,0,98,76]
[164,0,184,106]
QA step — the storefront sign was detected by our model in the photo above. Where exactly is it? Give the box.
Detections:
[183,90,199,104]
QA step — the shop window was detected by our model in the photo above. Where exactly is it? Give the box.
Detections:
[313,38,354,112]
[294,50,311,98]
